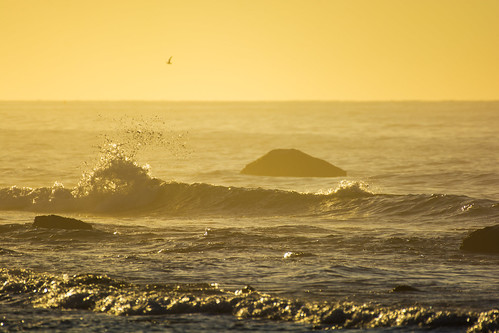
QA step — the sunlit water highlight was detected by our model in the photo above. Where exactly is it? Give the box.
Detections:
[0,101,498,332]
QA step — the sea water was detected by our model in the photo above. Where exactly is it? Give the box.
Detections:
[0,101,498,332]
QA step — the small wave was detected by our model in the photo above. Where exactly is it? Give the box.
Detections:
[0,247,20,256]
[0,268,497,331]
[282,251,315,259]
[320,180,374,198]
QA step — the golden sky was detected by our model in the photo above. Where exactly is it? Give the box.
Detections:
[1,0,498,101]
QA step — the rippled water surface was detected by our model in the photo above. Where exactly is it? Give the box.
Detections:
[0,101,498,332]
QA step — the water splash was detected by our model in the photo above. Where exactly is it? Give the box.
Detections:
[0,140,164,213]
[319,181,374,198]
[67,142,165,213]
[73,143,158,198]
[97,114,189,159]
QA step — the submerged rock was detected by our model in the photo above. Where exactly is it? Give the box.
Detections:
[391,285,421,293]
[460,224,499,253]
[33,215,93,230]
[241,149,346,177]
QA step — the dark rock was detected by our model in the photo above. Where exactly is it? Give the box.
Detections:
[322,308,347,325]
[33,215,93,230]
[241,149,346,177]
[392,285,421,292]
[460,224,499,253]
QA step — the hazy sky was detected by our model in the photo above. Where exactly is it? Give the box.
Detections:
[1,0,498,101]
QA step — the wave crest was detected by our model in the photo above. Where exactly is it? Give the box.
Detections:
[0,143,163,213]
[73,143,157,197]
[1,147,499,219]
[322,181,374,198]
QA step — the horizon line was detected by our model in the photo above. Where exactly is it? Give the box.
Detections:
[1,99,499,103]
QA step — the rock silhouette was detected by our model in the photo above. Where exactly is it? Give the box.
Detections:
[241,149,346,177]
[460,224,499,253]
[33,215,93,230]
[391,285,421,293]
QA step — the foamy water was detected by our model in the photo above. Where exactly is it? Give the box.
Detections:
[0,101,498,332]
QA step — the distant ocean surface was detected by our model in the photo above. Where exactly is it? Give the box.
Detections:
[0,101,498,332]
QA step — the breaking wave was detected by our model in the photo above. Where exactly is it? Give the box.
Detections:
[1,144,498,219]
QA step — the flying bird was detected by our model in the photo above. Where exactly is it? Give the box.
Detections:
[166,56,173,65]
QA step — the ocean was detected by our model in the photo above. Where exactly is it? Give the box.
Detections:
[0,101,498,332]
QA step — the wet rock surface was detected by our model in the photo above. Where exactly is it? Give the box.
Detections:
[460,224,499,253]
[33,215,93,230]
[241,149,346,177]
